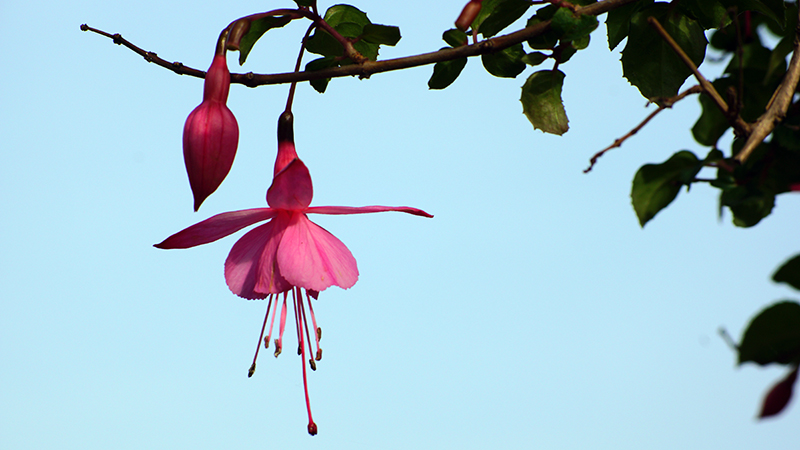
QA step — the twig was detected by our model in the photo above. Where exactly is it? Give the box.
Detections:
[647,17,751,137]
[735,7,800,164]
[584,85,702,173]
[80,0,639,87]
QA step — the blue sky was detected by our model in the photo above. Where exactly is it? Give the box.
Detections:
[2,1,798,448]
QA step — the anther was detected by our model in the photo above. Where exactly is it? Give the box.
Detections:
[248,363,256,378]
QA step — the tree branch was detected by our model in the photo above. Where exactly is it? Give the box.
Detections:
[81,0,640,87]
[735,7,800,164]
[584,85,702,173]
[647,17,751,137]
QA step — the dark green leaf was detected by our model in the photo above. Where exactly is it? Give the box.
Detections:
[557,44,578,63]
[361,24,401,45]
[606,0,652,50]
[443,29,468,47]
[521,51,548,66]
[774,255,800,291]
[305,57,338,93]
[526,15,559,49]
[428,53,468,89]
[551,7,598,42]
[692,78,733,146]
[478,0,532,37]
[520,69,569,135]
[720,185,775,227]
[631,150,701,227]
[739,301,800,366]
[305,29,345,57]
[481,43,526,78]
[621,4,707,100]
[237,15,293,65]
[680,0,730,29]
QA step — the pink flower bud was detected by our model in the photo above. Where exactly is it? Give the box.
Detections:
[183,54,239,211]
[759,366,798,418]
[455,0,482,32]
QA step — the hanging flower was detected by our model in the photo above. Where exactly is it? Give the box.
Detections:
[156,111,432,434]
[183,53,239,211]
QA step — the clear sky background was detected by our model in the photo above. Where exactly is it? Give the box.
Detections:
[2,1,798,448]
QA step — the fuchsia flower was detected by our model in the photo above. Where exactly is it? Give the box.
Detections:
[183,53,239,211]
[156,111,432,435]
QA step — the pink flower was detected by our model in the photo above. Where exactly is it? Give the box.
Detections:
[183,54,239,211]
[156,111,432,435]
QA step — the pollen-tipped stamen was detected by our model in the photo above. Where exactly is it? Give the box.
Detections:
[248,294,274,377]
[305,291,322,361]
[298,291,317,371]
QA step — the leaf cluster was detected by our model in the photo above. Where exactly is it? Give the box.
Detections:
[429,0,600,135]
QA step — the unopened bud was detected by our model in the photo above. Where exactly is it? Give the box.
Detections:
[183,54,239,211]
[455,0,482,32]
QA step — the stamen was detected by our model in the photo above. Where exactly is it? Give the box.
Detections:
[293,287,303,355]
[298,293,316,371]
[249,295,274,378]
[265,293,280,350]
[305,291,322,361]
[275,293,288,357]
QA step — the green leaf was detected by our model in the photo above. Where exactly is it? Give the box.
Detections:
[361,24,401,45]
[606,0,651,50]
[237,15,293,65]
[774,255,800,291]
[526,15,559,49]
[305,57,338,93]
[323,4,370,28]
[521,52,548,66]
[621,4,707,100]
[478,0,532,37]
[428,53,468,89]
[572,34,591,50]
[481,43,526,78]
[551,7,598,42]
[631,150,701,227]
[443,29,468,47]
[739,301,800,366]
[520,69,569,135]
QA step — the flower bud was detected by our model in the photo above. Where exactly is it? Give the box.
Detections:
[183,54,239,211]
[759,367,798,418]
[455,0,482,32]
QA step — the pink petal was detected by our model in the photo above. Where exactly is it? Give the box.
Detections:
[266,158,313,210]
[154,208,276,249]
[276,212,358,291]
[306,205,433,218]
[225,218,291,299]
